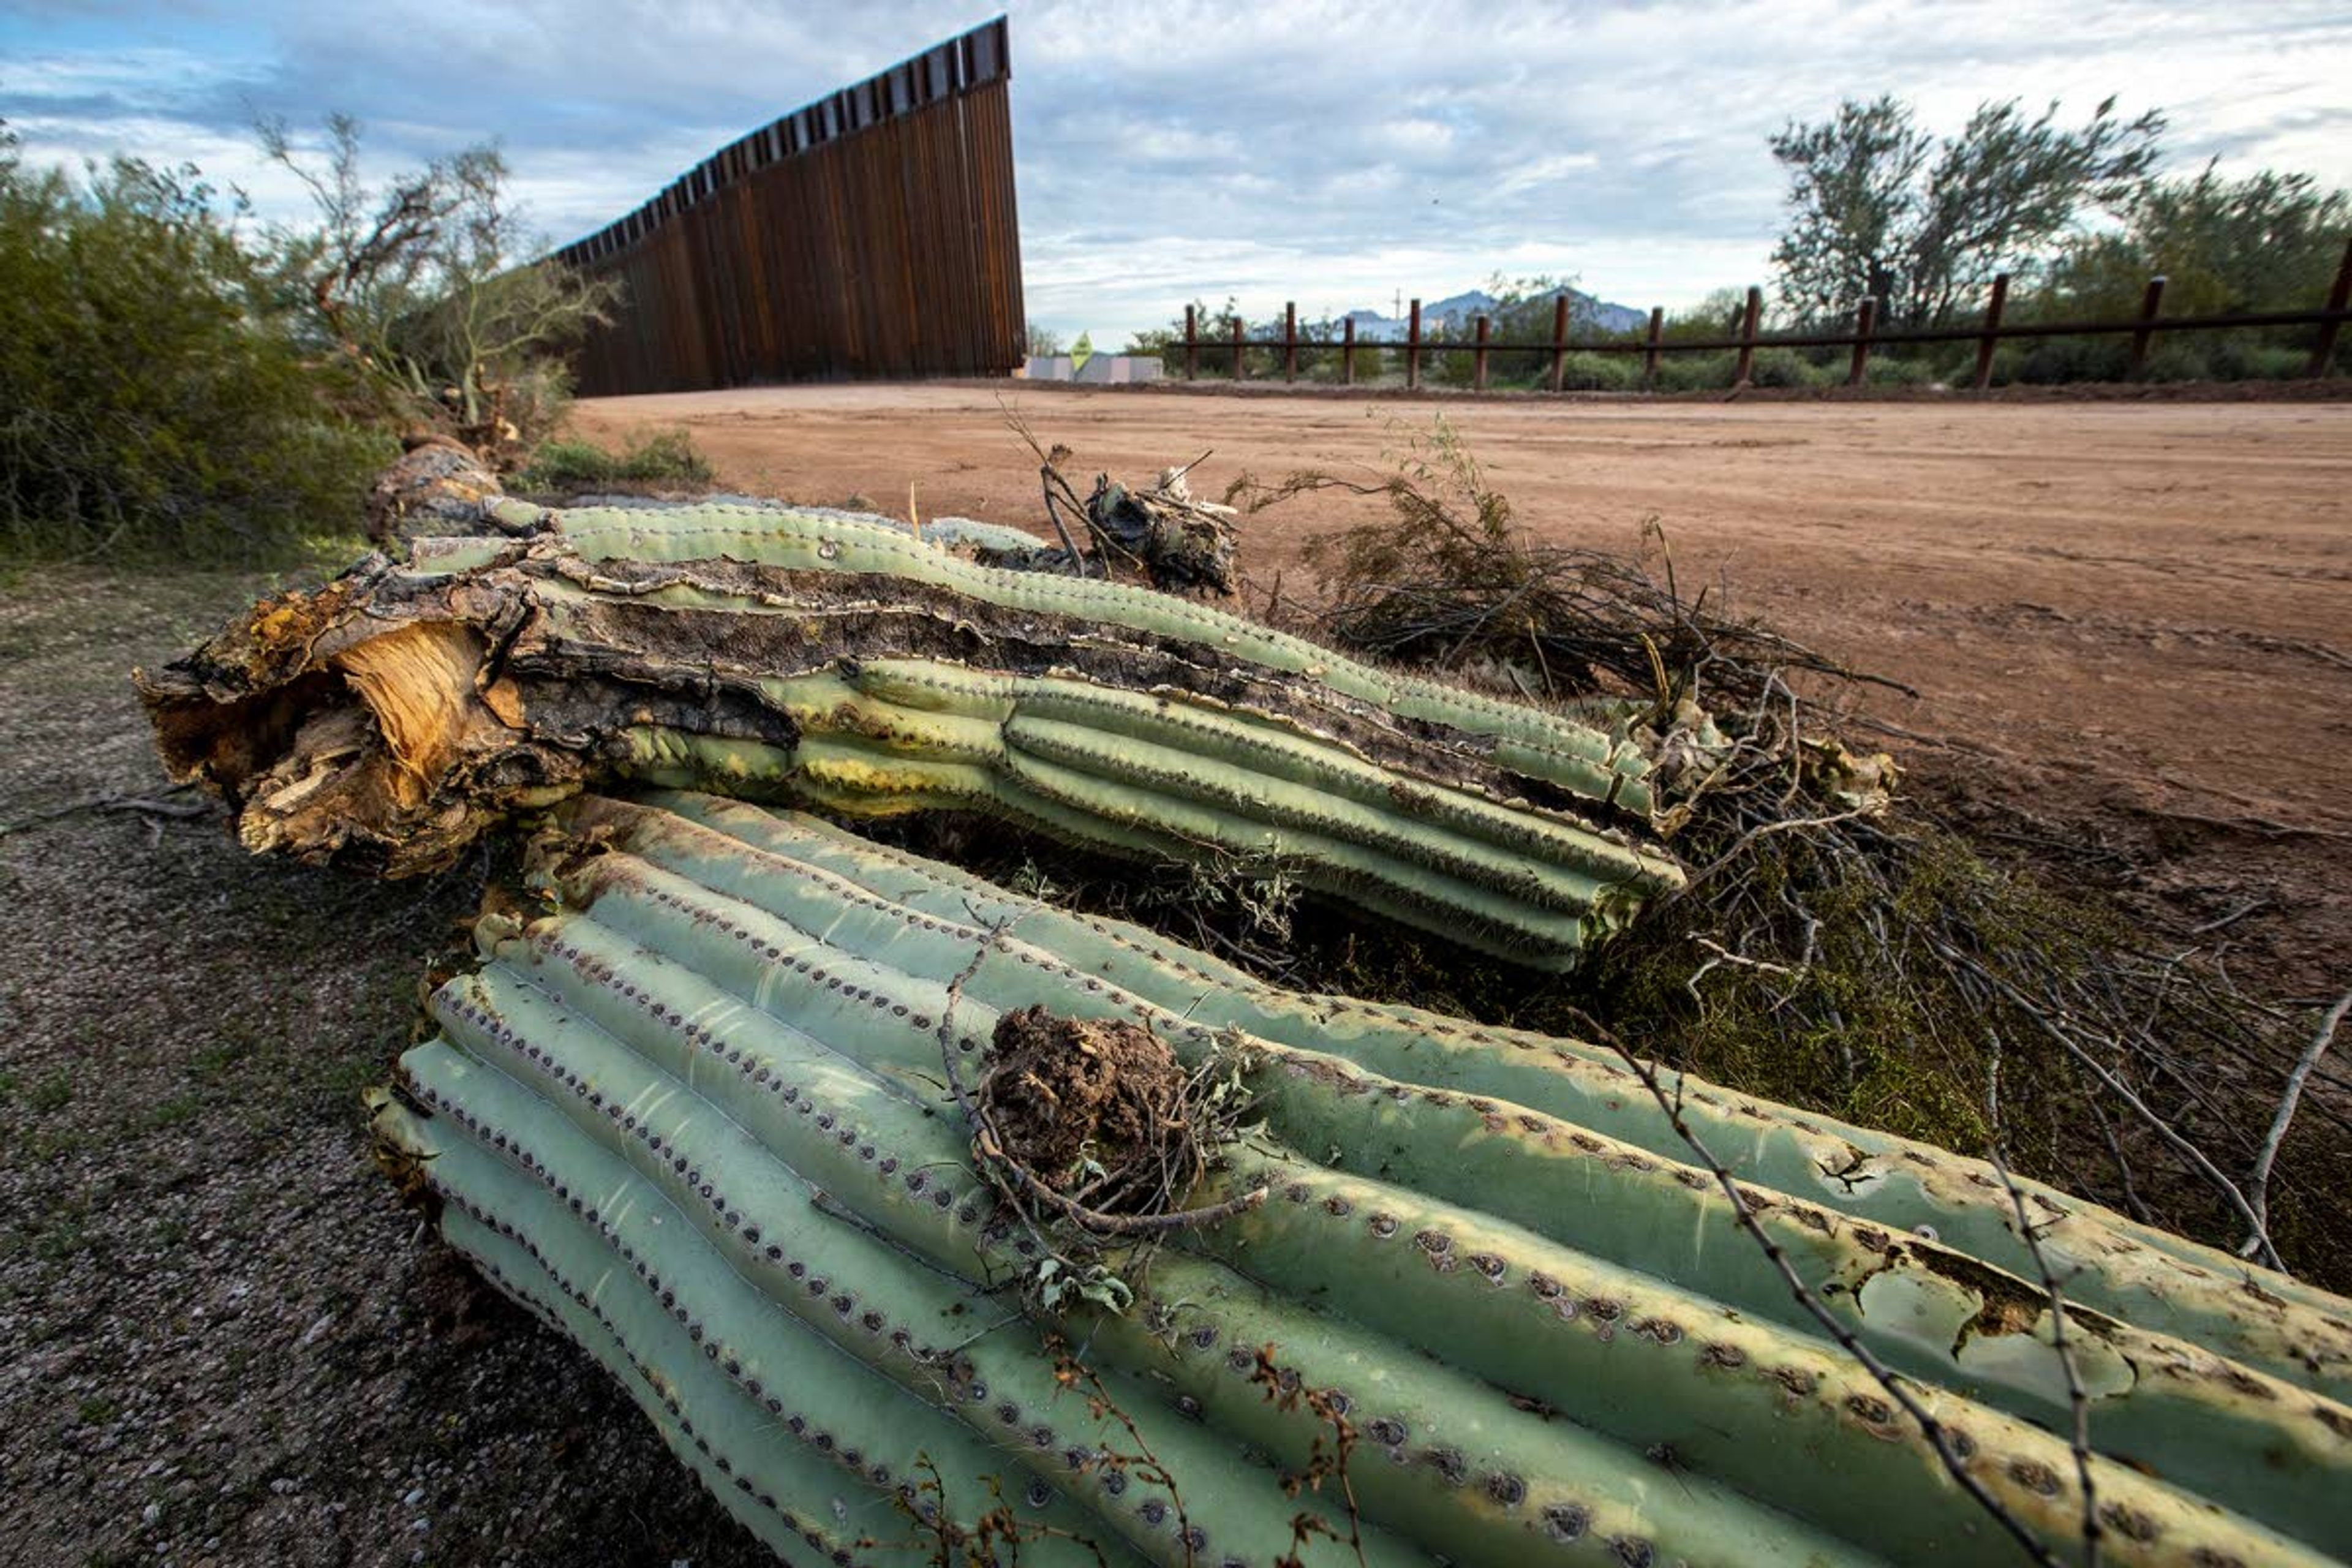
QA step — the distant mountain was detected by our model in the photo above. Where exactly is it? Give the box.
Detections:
[1335,287,1646,341]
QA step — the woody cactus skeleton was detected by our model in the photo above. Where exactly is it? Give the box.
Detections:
[138,499,1679,968]
[369,791,2352,1567]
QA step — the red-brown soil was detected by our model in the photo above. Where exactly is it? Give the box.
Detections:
[572,384,2352,996]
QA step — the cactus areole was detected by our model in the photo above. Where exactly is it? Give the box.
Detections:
[369,792,2352,1567]
[138,500,1681,969]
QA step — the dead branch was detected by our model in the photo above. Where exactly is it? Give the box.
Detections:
[2242,987,2352,1259]
[1573,1007,2066,1568]
[1928,937,2285,1273]
[1987,1037,2102,1568]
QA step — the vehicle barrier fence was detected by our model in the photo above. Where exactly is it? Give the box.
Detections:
[1174,239,2352,392]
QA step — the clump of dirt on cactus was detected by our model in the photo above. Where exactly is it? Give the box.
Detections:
[978,1007,1201,1216]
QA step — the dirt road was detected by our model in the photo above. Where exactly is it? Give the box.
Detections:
[573,385,2352,990]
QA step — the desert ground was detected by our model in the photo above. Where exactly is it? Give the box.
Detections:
[4,386,2346,1567]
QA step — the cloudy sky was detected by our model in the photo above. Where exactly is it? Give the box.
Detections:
[4,1,2348,346]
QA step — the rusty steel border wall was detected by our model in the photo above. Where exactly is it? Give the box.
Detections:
[554,18,1024,394]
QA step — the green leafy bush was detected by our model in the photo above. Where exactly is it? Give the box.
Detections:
[515,431,714,495]
[1554,351,1638,391]
[1862,353,1942,387]
[0,136,387,563]
[1306,339,1389,385]
[1655,351,1738,391]
[1743,348,1828,388]
[2190,334,2308,382]
[2015,336,2132,384]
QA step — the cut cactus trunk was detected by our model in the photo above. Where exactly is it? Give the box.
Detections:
[371,791,2352,1567]
[137,500,1683,970]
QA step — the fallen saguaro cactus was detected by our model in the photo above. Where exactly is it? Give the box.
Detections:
[138,499,1681,968]
[372,790,2352,1567]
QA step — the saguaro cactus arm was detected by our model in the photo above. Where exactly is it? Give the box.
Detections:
[374,793,2351,1567]
[140,502,1680,968]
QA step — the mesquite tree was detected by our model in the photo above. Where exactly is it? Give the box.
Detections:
[1770,94,2164,328]
[257,113,617,461]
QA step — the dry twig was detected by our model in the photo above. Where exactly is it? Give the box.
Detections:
[1573,1008,2065,1568]
[2242,987,2352,1259]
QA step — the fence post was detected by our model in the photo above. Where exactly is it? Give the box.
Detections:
[1183,304,1197,382]
[1733,286,1762,386]
[2305,238,2352,379]
[1283,301,1297,383]
[1548,295,1569,393]
[1473,315,1491,391]
[1343,317,1357,386]
[1847,298,1876,386]
[1406,298,1422,390]
[1973,274,2009,391]
[2128,276,2166,377]
[1643,306,1664,386]
[1232,314,1246,382]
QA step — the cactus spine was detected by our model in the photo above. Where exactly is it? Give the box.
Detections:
[372,791,2352,1566]
[140,500,1681,970]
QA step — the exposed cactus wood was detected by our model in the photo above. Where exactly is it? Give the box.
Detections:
[373,793,2352,1567]
[138,500,1680,968]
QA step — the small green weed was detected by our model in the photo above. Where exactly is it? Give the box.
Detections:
[516,431,713,495]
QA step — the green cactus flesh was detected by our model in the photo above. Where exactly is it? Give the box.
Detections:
[617,792,2352,1365]
[139,500,1679,970]
[371,790,2352,1566]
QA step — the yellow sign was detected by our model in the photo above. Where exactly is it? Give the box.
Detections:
[1071,331,1094,374]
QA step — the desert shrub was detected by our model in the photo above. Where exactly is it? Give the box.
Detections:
[516,431,714,495]
[1429,345,1476,387]
[258,115,616,466]
[1655,352,1738,391]
[0,140,388,564]
[1864,354,1942,387]
[2137,342,2217,383]
[1555,351,1638,391]
[1743,348,1826,388]
[1300,337,1385,386]
[1993,333,2310,387]
[2203,336,2310,381]
[1307,341,1389,386]
[2015,335,2131,384]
